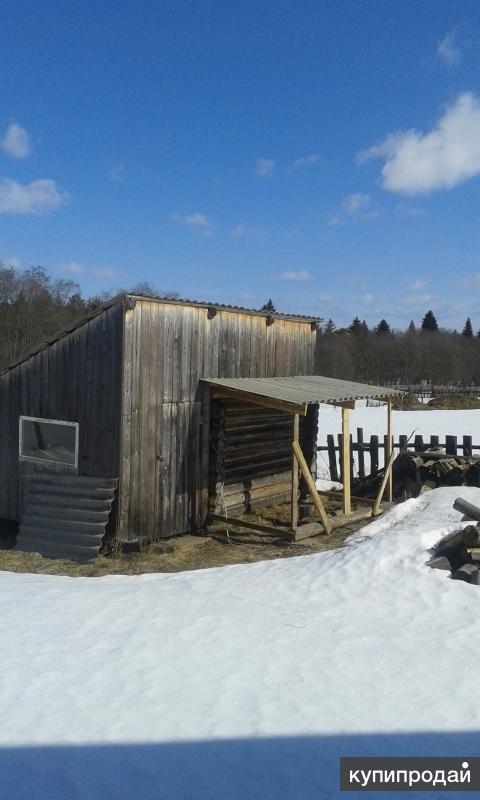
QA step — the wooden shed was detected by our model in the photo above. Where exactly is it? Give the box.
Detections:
[0,294,318,559]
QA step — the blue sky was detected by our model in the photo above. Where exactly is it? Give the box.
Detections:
[1,0,480,328]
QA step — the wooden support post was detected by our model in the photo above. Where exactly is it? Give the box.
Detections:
[373,447,396,516]
[386,398,393,503]
[342,407,351,515]
[292,440,332,534]
[291,413,299,532]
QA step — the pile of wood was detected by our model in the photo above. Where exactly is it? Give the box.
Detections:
[353,448,480,501]
[426,497,480,585]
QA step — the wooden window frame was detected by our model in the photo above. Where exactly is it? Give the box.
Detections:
[19,415,79,469]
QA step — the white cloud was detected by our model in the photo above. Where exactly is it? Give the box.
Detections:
[329,193,379,224]
[400,292,439,306]
[291,153,322,170]
[362,293,374,304]
[0,178,69,215]
[108,165,127,182]
[230,222,267,246]
[318,292,334,301]
[57,261,84,275]
[359,93,480,195]
[94,267,117,278]
[462,273,480,288]
[408,278,428,291]
[237,291,255,302]
[438,29,461,66]
[1,122,30,159]
[1,256,22,269]
[277,270,311,282]
[170,211,213,236]
[254,158,274,177]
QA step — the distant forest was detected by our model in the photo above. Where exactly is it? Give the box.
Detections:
[315,314,480,386]
[1,265,479,386]
[0,263,169,370]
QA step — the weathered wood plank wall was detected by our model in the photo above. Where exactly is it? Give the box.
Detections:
[118,300,315,541]
[0,303,124,521]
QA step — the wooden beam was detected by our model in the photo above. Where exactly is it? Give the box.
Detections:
[386,398,393,502]
[373,448,396,516]
[330,400,356,410]
[292,440,332,534]
[317,489,376,507]
[207,513,294,539]
[210,386,307,416]
[342,407,351,515]
[330,507,373,528]
[291,413,299,531]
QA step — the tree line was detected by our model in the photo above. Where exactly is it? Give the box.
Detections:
[1,270,479,386]
[315,310,480,386]
[0,264,172,370]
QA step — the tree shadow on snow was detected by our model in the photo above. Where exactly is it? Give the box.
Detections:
[1,730,479,800]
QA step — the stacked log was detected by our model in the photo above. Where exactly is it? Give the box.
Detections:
[353,448,480,501]
[209,399,318,515]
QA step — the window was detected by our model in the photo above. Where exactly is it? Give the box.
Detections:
[19,416,79,468]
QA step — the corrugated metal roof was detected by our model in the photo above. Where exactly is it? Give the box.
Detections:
[203,375,404,408]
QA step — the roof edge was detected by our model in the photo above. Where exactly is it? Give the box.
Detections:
[0,293,319,377]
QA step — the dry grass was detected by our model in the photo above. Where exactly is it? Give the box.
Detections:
[393,392,480,411]
[0,501,372,577]
[427,394,480,410]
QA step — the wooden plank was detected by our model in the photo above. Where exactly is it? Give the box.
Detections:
[208,513,294,539]
[370,435,379,475]
[210,385,307,416]
[327,434,338,482]
[293,521,324,541]
[446,435,457,456]
[330,507,373,529]
[399,434,408,451]
[292,440,332,534]
[342,406,351,515]
[373,447,397,516]
[357,427,365,480]
[463,435,473,457]
[317,489,376,507]
[291,413,299,531]
[386,398,393,503]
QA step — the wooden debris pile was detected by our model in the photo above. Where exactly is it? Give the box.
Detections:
[353,448,480,501]
[426,497,480,585]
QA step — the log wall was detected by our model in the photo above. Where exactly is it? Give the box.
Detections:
[208,399,318,517]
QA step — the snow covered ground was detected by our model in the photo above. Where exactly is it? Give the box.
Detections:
[317,405,480,478]
[2,486,480,799]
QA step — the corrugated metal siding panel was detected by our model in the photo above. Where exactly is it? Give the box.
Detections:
[203,375,403,406]
[17,474,118,562]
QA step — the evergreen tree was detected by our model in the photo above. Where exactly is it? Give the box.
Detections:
[408,320,416,333]
[349,316,363,335]
[323,318,336,335]
[421,310,438,331]
[375,318,391,335]
[260,298,276,313]
[462,317,474,337]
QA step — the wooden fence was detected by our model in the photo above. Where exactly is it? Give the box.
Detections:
[317,429,478,483]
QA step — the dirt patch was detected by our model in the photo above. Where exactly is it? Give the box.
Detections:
[0,502,372,577]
